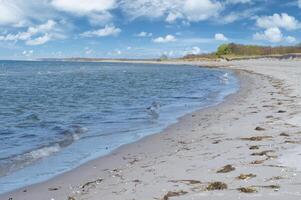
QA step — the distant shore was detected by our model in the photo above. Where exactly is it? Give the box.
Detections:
[2,59,301,200]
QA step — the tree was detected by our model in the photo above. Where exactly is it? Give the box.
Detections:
[216,44,231,56]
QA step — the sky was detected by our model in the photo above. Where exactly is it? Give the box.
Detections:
[0,0,300,59]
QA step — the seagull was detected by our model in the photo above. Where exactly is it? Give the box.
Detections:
[219,72,229,84]
[146,101,160,119]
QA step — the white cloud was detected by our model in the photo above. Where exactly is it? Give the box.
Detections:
[51,0,116,26]
[166,12,183,23]
[0,20,62,45]
[225,0,252,4]
[188,46,201,54]
[81,25,121,37]
[136,31,153,37]
[22,50,34,57]
[51,0,116,15]
[215,33,228,41]
[0,1,61,27]
[256,13,299,31]
[153,35,176,43]
[254,13,300,43]
[286,36,297,43]
[183,0,222,22]
[0,1,23,25]
[253,27,283,43]
[84,47,94,55]
[221,7,261,24]
[0,0,116,28]
[26,34,51,46]
[120,0,222,23]
[115,49,122,55]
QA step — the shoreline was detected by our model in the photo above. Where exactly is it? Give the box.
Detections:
[2,60,301,199]
[0,65,239,196]
[0,65,238,195]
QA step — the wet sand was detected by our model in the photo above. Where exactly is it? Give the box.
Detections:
[2,60,301,200]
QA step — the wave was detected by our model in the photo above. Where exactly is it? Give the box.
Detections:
[0,125,88,177]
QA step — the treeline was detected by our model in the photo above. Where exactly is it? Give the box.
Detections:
[216,43,301,56]
[183,43,301,60]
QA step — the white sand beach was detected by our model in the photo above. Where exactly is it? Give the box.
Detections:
[2,60,301,200]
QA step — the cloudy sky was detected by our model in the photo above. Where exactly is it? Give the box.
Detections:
[0,0,300,59]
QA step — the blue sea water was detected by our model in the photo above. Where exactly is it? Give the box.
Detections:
[0,61,239,194]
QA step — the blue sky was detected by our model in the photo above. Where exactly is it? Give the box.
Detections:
[0,0,301,59]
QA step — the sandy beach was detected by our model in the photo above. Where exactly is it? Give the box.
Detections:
[2,59,301,200]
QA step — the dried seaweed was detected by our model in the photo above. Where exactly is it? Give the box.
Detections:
[241,136,272,141]
[206,182,228,190]
[237,174,256,180]
[170,179,202,185]
[250,160,265,164]
[217,165,235,173]
[237,187,257,193]
[278,110,286,113]
[280,133,290,137]
[284,140,300,144]
[161,190,188,200]
[255,127,266,131]
[81,178,103,192]
[251,150,275,156]
[249,145,259,150]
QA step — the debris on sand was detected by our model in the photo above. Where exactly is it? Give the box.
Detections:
[161,190,188,200]
[170,180,202,185]
[278,110,286,113]
[237,187,257,193]
[48,187,61,191]
[280,133,290,137]
[255,185,280,191]
[255,127,266,131]
[237,174,256,180]
[217,165,235,173]
[263,185,280,189]
[251,150,275,156]
[241,136,272,141]
[129,158,139,165]
[284,140,301,144]
[68,197,76,200]
[265,176,284,181]
[206,182,228,190]
[250,160,265,165]
[212,140,221,144]
[249,145,259,150]
[81,178,103,192]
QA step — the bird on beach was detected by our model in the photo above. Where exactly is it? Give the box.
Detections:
[146,101,161,119]
[219,73,229,84]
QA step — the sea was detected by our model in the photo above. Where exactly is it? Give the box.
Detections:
[0,61,239,193]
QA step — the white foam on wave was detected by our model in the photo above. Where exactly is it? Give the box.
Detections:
[29,145,61,160]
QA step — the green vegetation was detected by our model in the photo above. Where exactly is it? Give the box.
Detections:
[216,43,301,57]
[216,44,232,56]
[183,43,301,61]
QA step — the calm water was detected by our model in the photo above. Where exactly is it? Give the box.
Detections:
[0,61,238,193]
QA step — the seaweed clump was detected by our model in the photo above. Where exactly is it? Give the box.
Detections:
[217,165,235,173]
[238,187,257,193]
[161,190,188,200]
[206,182,228,190]
[237,174,256,180]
